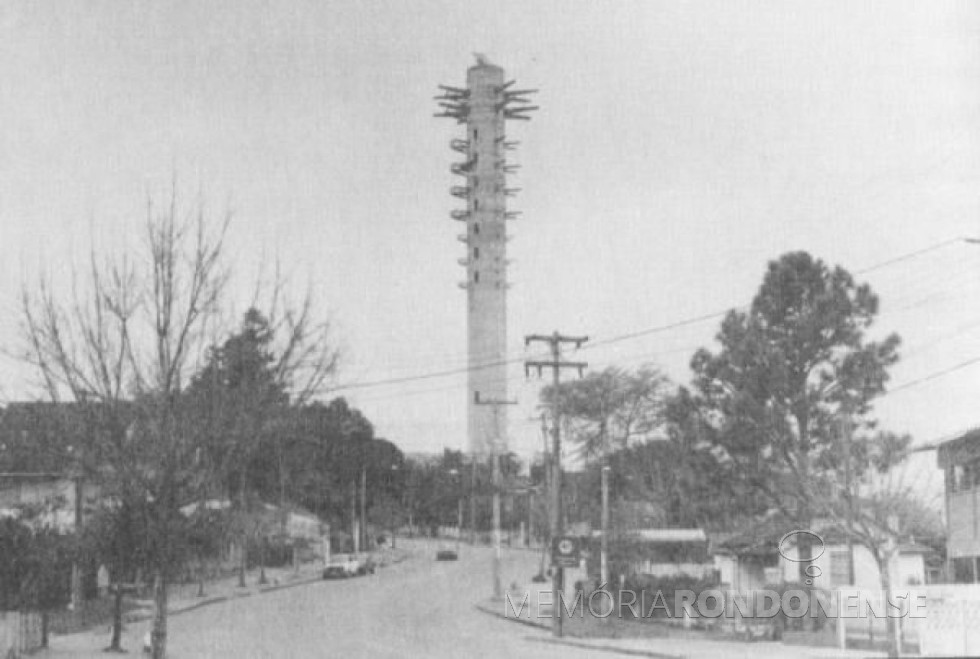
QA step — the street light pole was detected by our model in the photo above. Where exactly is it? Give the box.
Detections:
[601,464,610,589]
[457,497,463,554]
[475,393,516,600]
[840,402,856,587]
[360,467,368,552]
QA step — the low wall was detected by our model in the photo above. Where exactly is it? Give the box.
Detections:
[0,610,43,657]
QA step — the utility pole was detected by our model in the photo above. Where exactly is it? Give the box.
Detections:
[525,331,587,639]
[601,464,610,590]
[457,497,464,554]
[351,479,359,554]
[360,467,368,553]
[469,458,477,545]
[840,403,856,588]
[536,413,550,574]
[475,393,517,600]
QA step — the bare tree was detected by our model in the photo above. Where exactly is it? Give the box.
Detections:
[820,435,943,659]
[17,186,338,658]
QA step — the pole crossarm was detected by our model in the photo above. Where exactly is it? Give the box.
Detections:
[524,360,587,378]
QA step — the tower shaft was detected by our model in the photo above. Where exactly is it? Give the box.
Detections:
[437,59,537,456]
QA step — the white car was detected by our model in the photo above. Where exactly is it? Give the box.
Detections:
[323,554,359,579]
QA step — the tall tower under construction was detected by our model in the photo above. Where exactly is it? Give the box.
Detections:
[436,56,537,455]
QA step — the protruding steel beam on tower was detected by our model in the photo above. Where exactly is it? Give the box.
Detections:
[438,84,470,96]
[451,160,476,176]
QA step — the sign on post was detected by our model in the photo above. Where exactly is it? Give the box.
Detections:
[551,536,581,568]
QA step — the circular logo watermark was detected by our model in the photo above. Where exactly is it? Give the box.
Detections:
[777,530,826,585]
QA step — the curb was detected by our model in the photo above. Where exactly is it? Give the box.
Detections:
[524,636,682,659]
[474,600,549,631]
[473,601,682,659]
[126,572,325,623]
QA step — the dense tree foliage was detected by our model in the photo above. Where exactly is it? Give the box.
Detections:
[685,251,901,573]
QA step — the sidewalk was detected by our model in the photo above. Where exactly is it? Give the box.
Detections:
[478,579,887,659]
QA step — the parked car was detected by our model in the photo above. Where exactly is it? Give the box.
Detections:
[357,554,377,575]
[323,554,359,579]
[436,549,458,561]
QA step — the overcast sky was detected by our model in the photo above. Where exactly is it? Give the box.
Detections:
[1,1,978,496]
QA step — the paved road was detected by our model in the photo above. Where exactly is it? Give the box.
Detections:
[39,540,605,659]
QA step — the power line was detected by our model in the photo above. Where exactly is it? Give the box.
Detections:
[330,237,972,394]
[855,237,966,275]
[885,356,980,396]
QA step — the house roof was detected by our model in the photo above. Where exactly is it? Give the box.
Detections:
[592,528,706,543]
[937,426,980,468]
[711,513,793,556]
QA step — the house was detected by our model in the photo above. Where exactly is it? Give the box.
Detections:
[937,426,980,582]
[777,536,932,591]
[713,518,932,591]
[0,473,99,532]
[712,517,790,591]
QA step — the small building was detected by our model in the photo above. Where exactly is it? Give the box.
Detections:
[0,473,98,532]
[937,427,980,582]
[591,528,715,581]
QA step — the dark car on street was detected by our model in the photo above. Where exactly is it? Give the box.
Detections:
[435,549,458,561]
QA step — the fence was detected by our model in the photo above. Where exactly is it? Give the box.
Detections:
[0,611,42,657]
[906,583,980,656]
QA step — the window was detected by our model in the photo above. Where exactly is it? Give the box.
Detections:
[473,271,479,283]
[953,464,975,492]
[473,247,479,259]
[829,549,852,586]
[473,223,480,235]
[474,199,479,210]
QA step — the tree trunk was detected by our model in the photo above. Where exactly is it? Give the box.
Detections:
[878,555,900,658]
[150,571,168,659]
[197,561,205,598]
[238,536,248,587]
[40,610,48,648]
[108,584,124,651]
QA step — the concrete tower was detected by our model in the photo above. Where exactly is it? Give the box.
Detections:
[436,56,537,455]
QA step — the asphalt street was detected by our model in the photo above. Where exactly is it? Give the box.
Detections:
[37,540,605,659]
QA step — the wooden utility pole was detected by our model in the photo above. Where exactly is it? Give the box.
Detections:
[525,331,587,639]
[360,467,368,552]
[475,393,517,600]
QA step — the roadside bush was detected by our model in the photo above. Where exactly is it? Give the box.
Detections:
[761,581,829,634]
[619,573,721,621]
[245,536,292,569]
